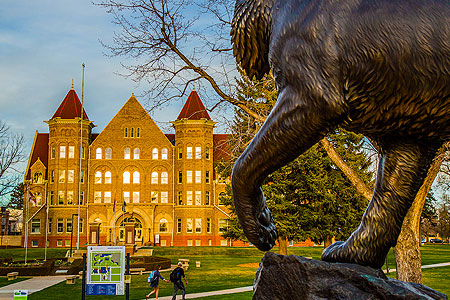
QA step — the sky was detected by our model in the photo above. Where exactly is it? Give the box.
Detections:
[0,0,231,189]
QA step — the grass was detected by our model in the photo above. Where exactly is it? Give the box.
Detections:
[0,245,444,300]
[0,277,30,288]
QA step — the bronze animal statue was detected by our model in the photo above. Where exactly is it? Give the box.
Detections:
[231,0,450,269]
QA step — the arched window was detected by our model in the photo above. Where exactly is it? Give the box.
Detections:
[134,148,140,159]
[123,171,130,184]
[105,171,112,184]
[159,218,168,232]
[105,148,112,159]
[161,172,168,184]
[96,148,102,159]
[152,148,158,159]
[151,172,158,184]
[95,171,102,184]
[124,148,130,159]
[33,172,43,184]
[161,148,168,160]
[133,171,140,184]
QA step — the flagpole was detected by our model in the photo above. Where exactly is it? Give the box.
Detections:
[77,63,85,251]
[113,188,116,246]
[122,198,126,245]
[44,183,49,261]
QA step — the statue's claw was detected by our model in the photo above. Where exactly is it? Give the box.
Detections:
[255,206,277,251]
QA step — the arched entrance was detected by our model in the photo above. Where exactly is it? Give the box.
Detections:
[116,215,145,245]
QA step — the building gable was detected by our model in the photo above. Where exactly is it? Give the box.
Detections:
[25,131,49,180]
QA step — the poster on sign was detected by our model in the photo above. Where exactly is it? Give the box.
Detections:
[86,246,125,295]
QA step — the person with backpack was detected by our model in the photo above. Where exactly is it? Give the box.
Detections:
[170,262,188,300]
[146,265,169,300]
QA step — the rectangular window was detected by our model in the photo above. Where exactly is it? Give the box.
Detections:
[131,128,134,138]
[60,146,66,158]
[104,191,112,203]
[195,218,202,233]
[31,219,40,233]
[178,147,182,159]
[51,147,55,159]
[195,191,201,205]
[81,146,85,159]
[94,191,102,203]
[195,240,201,246]
[79,218,84,233]
[206,171,210,184]
[151,191,158,203]
[187,147,193,159]
[32,240,38,247]
[161,192,168,203]
[68,170,74,183]
[136,128,140,138]
[187,171,193,183]
[219,219,229,233]
[79,191,84,205]
[133,192,139,203]
[80,170,84,183]
[67,191,73,205]
[50,170,55,183]
[66,218,72,233]
[206,147,210,160]
[68,146,75,158]
[178,191,183,205]
[177,219,182,233]
[207,218,211,233]
[195,146,201,159]
[50,191,54,205]
[124,128,128,137]
[59,170,65,183]
[186,191,193,205]
[289,240,294,247]
[205,191,210,205]
[57,240,63,247]
[57,219,63,233]
[178,171,182,184]
[187,239,193,246]
[105,148,112,159]
[48,218,52,233]
[123,191,130,203]
[195,171,201,183]
[58,191,64,205]
[186,218,193,233]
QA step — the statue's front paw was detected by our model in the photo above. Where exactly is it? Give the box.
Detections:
[255,206,277,251]
[321,241,346,263]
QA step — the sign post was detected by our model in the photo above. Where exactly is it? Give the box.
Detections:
[86,246,126,295]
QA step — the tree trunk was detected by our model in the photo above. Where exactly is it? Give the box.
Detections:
[278,237,288,256]
[394,142,448,283]
[324,236,333,249]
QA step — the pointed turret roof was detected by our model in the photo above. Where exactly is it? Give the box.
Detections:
[52,88,89,120]
[177,90,211,120]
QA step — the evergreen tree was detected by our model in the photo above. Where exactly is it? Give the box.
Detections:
[8,183,24,209]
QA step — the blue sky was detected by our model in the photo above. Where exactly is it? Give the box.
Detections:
[0,1,231,184]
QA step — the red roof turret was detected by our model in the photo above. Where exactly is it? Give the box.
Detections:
[52,89,89,120]
[177,90,211,120]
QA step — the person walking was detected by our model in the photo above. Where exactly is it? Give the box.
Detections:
[171,262,188,300]
[146,265,169,300]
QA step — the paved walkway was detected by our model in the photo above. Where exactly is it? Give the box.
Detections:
[384,262,450,273]
[154,286,253,300]
[0,275,66,300]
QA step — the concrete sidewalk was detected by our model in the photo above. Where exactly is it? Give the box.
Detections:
[0,275,66,300]
[154,286,253,300]
[384,262,450,273]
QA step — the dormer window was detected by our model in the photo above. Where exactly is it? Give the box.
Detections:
[33,172,43,184]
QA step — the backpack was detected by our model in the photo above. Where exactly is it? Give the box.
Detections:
[148,271,157,284]
[169,268,182,282]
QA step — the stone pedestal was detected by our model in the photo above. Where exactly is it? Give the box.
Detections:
[253,252,447,300]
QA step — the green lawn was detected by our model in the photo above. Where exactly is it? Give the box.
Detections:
[0,277,30,288]
[0,245,445,300]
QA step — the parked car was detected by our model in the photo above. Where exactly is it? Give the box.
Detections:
[429,238,444,244]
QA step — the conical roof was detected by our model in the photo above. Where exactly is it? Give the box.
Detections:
[52,88,89,120]
[177,90,211,120]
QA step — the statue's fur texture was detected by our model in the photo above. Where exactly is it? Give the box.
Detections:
[231,0,450,269]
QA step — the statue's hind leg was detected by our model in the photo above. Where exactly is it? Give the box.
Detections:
[322,139,441,269]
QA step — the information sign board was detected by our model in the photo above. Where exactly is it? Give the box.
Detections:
[86,246,125,295]
[13,290,28,299]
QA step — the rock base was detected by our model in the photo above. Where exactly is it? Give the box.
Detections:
[253,252,447,300]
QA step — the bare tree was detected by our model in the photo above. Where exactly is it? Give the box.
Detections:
[97,0,443,283]
[0,121,25,201]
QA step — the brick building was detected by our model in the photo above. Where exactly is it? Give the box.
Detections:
[23,86,234,248]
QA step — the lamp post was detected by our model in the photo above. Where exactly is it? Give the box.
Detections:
[70,213,78,257]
